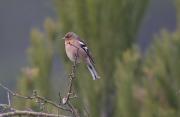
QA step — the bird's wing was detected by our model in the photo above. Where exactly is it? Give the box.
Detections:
[78,40,95,64]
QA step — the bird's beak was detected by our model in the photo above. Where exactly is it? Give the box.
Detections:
[62,37,65,40]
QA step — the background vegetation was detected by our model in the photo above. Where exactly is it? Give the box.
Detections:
[2,0,180,117]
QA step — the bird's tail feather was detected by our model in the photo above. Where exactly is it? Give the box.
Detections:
[87,59,100,80]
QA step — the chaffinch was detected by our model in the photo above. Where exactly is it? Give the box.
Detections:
[63,32,100,80]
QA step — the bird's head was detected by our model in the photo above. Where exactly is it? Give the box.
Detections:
[62,32,77,40]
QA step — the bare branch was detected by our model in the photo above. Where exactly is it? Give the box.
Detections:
[0,110,70,117]
[32,90,71,112]
[67,102,80,117]
[65,48,79,104]
[0,83,71,112]
[61,48,80,117]
[0,48,82,117]
[0,83,32,99]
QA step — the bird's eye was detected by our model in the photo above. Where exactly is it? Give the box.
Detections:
[65,34,72,38]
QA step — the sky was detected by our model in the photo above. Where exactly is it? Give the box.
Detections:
[0,0,56,103]
[138,0,176,52]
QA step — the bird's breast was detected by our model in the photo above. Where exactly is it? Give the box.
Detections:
[65,43,87,63]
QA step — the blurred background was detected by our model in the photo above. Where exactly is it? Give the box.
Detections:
[0,0,180,117]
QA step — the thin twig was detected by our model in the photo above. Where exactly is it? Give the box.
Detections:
[0,83,32,99]
[7,92,11,106]
[34,94,70,111]
[0,45,82,117]
[0,110,70,117]
[67,102,80,117]
[0,83,71,112]
[62,48,79,105]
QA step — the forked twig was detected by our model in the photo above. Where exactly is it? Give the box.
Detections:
[0,46,82,117]
[0,83,71,112]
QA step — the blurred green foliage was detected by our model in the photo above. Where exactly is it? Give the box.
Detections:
[13,0,180,117]
[142,30,180,117]
[115,30,180,116]
[55,0,149,116]
[14,18,56,110]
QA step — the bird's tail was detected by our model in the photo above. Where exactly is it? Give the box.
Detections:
[86,58,100,80]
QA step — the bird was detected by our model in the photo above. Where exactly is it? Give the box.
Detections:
[63,32,100,80]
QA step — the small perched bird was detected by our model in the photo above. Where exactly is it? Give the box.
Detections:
[63,32,100,80]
